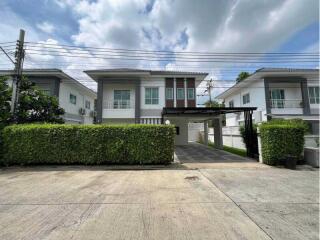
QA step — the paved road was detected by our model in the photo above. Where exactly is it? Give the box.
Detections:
[0,165,318,240]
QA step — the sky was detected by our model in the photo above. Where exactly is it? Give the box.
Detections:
[0,0,319,99]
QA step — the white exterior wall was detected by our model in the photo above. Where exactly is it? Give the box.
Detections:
[140,78,165,118]
[102,83,135,118]
[224,80,266,126]
[59,82,95,124]
[307,75,320,114]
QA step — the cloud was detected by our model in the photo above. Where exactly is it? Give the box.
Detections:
[36,21,55,34]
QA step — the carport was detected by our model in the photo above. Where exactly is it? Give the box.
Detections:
[161,107,257,158]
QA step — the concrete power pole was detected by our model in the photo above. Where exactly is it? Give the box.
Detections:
[10,29,25,114]
[206,79,213,103]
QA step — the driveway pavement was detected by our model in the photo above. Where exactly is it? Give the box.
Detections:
[0,165,318,240]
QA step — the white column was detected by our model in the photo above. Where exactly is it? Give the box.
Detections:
[184,78,187,107]
[173,78,177,107]
[257,126,263,163]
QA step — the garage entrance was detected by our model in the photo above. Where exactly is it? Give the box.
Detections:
[161,107,258,158]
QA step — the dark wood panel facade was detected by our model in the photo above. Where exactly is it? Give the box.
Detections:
[176,78,185,107]
[165,78,174,107]
[187,78,196,107]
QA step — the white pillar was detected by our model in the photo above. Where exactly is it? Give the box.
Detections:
[173,78,177,107]
[204,120,208,145]
[257,126,263,163]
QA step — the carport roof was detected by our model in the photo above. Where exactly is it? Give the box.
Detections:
[162,107,257,116]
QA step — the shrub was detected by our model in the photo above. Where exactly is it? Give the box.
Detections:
[259,120,305,165]
[2,124,175,165]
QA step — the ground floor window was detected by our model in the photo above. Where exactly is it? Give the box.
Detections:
[69,94,77,105]
[308,86,319,104]
[114,90,130,109]
[187,88,194,99]
[270,89,285,108]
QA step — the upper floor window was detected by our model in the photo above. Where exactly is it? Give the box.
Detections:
[187,88,195,100]
[114,90,130,109]
[85,100,91,109]
[145,87,159,105]
[229,100,234,108]
[177,88,185,100]
[41,89,51,96]
[242,93,250,105]
[69,94,77,105]
[308,86,319,104]
[165,88,173,100]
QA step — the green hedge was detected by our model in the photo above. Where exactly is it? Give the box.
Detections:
[2,124,175,165]
[259,120,305,165]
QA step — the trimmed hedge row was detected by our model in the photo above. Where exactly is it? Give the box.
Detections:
[2,124,175,165]
[260,120,305,165]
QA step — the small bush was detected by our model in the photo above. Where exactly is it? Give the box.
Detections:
[259,120,305,165]
[2,124,175,165]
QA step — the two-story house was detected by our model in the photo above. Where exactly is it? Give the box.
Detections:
[215,68,319,134]
[85,68,208,144]
[0,69,97,124]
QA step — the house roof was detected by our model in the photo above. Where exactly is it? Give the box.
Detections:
[215,67,319,99]
[0,68,97,96]
[84,68,208,81]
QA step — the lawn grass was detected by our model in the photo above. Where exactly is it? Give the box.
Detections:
[199,140,247,157]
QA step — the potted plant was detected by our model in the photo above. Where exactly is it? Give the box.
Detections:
[284,154,297,170]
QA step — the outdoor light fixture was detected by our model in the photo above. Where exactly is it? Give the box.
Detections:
[165,120,171,125]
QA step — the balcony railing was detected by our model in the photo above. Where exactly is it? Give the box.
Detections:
[270,99,303,109]
[104,100,133,109]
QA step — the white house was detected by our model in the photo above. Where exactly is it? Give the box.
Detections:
[0,69,97,124]
[85,68,212,145]
[215,68,319,134]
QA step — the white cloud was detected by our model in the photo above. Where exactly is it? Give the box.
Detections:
[36,21,55,34]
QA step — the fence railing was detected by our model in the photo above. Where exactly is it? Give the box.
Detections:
[103,100,133,109]
[269,99,303,108]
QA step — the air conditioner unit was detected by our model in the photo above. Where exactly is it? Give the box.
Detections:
[79,108,86,115]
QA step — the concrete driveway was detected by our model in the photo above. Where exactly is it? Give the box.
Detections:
[0,165,318,240]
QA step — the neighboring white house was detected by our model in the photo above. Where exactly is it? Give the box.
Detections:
[215,68,319,134]
[85,68,209,144]
[0,69,97,124]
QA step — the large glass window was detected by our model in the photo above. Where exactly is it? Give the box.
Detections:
[187,88,194,100]
[308,86,319,104]
[114,90,130,109]
[269,89,285,108]
[177,88,185,100]
[69,94,77,105]
[165,88,173,100]
[145,88,159,105]
[242,93,250,105]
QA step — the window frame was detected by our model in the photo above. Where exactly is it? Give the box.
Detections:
[176,88,185,100]
[113,90,131,109]
[165,87,173,100]
[229,100,234,108]
[308,86,319,104]
[85,100,91,110]
[69,93,77,105]
[187,88,195,100]
[242,93,250,105]
[145,87,159,105]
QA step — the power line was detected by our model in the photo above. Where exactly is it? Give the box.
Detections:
[25,41,319,56]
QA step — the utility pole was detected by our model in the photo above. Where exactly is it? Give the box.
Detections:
[206,79,214,103]
[11,29,25,114]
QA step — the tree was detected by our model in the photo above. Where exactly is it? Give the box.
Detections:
[0,76,65,124]
[0,77,12,128]
[204,100,225,108]
[236,72,250,83]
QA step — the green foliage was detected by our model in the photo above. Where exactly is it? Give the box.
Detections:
[236,72,250,83]
[2,124,175,166]
[14,77,65,123]
[0,77,11,126]
[205,100,224,108]
[259,120,305,165]
[222,145,247,157]
[239,124,258,148]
